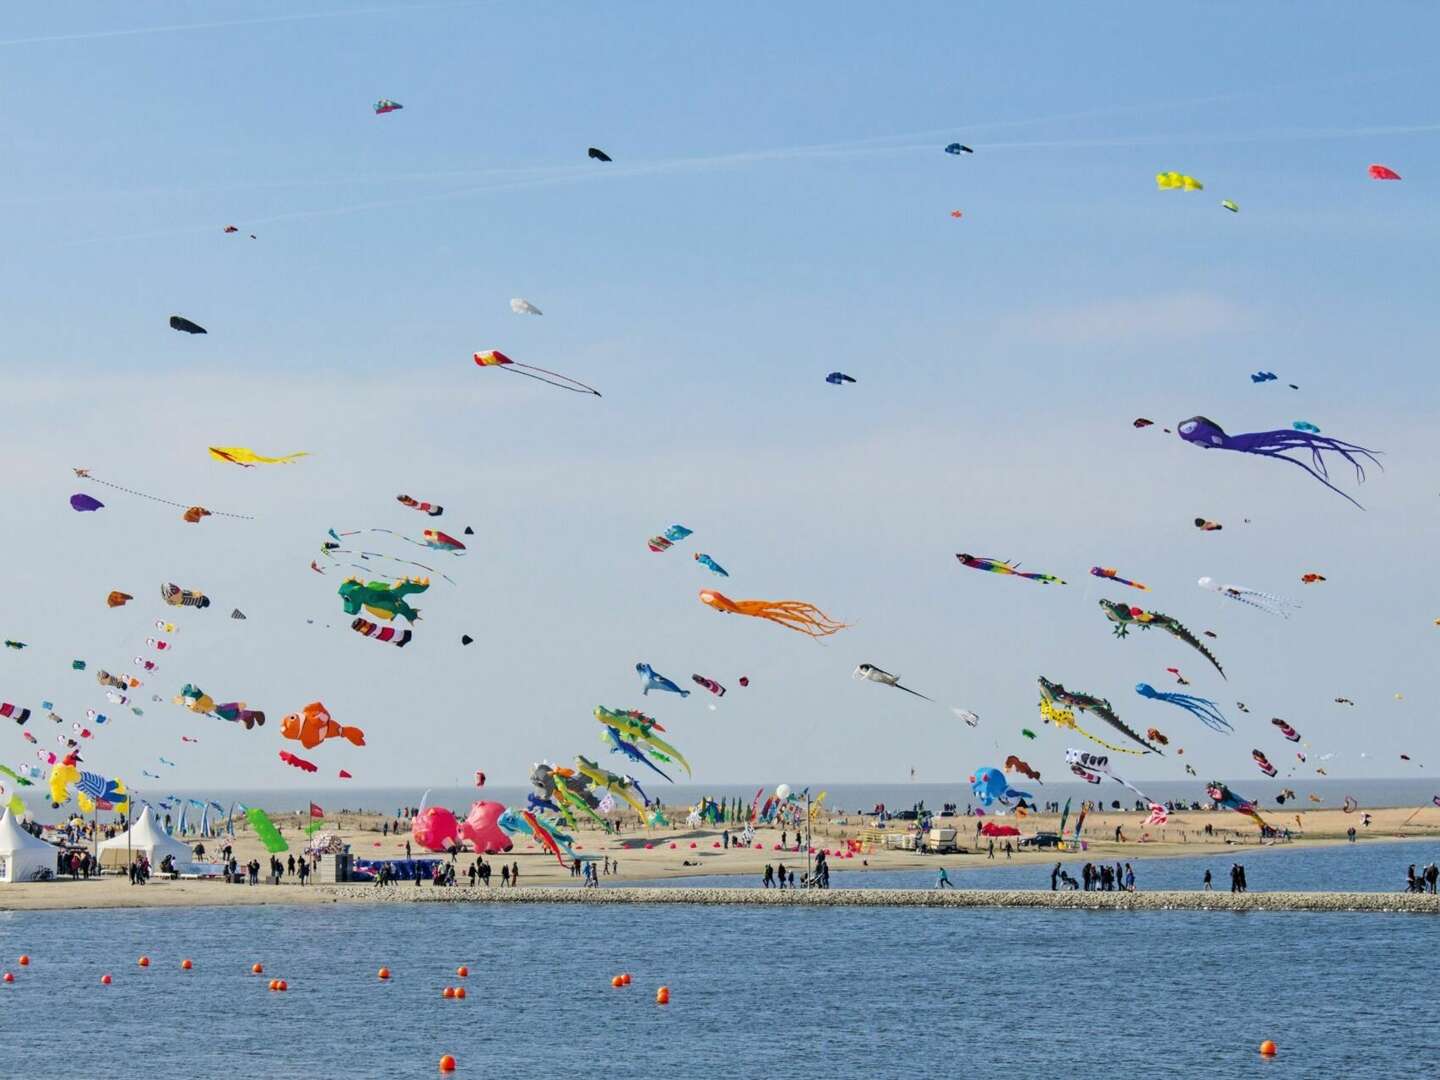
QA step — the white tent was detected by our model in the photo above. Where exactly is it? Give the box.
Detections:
[0,809,59,883]
[97,806,195,870]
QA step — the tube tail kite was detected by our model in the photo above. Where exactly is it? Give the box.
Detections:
[1197,577,1299,618]
[1038,676,1162,755]
[1177,416,1380,509]
[475,350,600,396]
[699,590,846,637]
[1089,567,1149,592]
[957,554,1065,585]
[207,447,309,467]
[1135,683,1232,733]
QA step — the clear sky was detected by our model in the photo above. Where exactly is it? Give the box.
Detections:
[3,2,1438,798]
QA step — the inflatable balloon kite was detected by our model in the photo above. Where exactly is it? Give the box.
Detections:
[637,663,689,698]
[351,618,412,647]
[1020,728,1036,739]
[1177,416,1380,509]
[694,553,728,576]
[1293,421,1321,434]
[1207,781,1268,829]
[1198,577,1299,618]
[396,494,442,516]
[207,447,309,467]
[422,530,465,552]
[1091,567,1149,591]
[1064,749,1160,807]
[1038,676,1162,755]
[4,642,26,651]
[281,702,364,750]
[279,750,318,773]
[594,705,690,777]
[474,350,601,396]
[175,684,265,729]
[106,591,132,608]
[1099,600,1224,678]
[1135,683,1231,733]
[1145,727,1169,746]
[574,755,650,818]
[162,583,210,609]
[48,757,126,812]
[243,807,288,852]
[1369,164,1401,180]
[1271,717,1301,742]
[956,554,1065,585]
[853,663,932,701]
[339,576,427,622]
[70,493,103,512]
[374,99,402,114]
[699,590,846,637]
[1004,755,1041,782]
[1194,518,1222,531]
[1,702,32,725]
[1156,171,1203,190]
[169,315,207,334]
[648,524,692,553]
[1252,749,1278,777]
[825,372,856,385]
[971,765,1032,809]
[691,674,726,696]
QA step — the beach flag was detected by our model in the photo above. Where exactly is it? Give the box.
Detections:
[309,801,324,819]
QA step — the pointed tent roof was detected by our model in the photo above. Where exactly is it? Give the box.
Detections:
[0,808,58,882]
[96,805,194,866]
[0,808,55,853]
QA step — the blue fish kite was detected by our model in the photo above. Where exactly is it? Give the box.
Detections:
[647,524,692,553]
[637,662,689,698]
[602,725,672,783]
[694,553,729,577]
[825,372,856,385]
[1250,371,1277,383]
[1292,420,1321,433]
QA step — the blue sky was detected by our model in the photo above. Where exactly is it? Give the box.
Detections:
[2,2,1438,799]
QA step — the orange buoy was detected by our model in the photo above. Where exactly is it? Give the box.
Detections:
[454,987,466,1000]
[2,972,13,983]
[439,1055,457,1072]
[456,965,468,977]
[268,979,278,990]
[100,974,112,985]
[655,985,670,1004]
[1259,1040,1277,1057]
[611,975,624,988]
[277,980,288,992]
[621,973,632,985]
[252,963,264,975]
[181,959,193,970]
[378,967,391,980]
[442,986,455,999]
[17,955,29,967]
[138,956,150,968]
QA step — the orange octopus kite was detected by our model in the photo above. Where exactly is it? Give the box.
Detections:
[698,590,847,637]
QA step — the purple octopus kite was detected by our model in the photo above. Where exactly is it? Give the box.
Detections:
[1176,416,1380,509]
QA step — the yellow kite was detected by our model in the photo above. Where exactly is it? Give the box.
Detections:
[1156,172,1203,191]
[208,447,310,467]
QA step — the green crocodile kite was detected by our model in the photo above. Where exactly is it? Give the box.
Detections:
[338,576,428,623]
[1098,598,1224,679]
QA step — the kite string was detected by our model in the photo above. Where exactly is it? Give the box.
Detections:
[502,364,602,396]
[79,473,254,520]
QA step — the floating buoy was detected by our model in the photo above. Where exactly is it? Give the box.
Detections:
[276,980,288,992]
[100,974,112,985]
[378,967,390,980]
[439,1055,457,1073]
[181,959,193,970]
[138,956,150,968]
[454,986,466,1000]
[456,965,468,977]
[2,972,13,983]
[1259,1040,1277,1057]
[611,975,624,988]
[621,973,632,985]
[655,985,670,1004]
[252,963,264,974]
[17,956,29,967]
[268,979,278,990]
[442,986,455,999]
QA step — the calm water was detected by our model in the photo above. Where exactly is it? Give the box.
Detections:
[0,901,1434,1079]
[629,837,1440,893]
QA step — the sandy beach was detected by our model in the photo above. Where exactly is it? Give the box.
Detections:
[4,802,1436,912]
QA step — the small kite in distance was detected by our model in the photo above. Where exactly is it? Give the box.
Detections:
[1156,171,1203,190]
[949,210,963,219]
[474,350,601,396]
[826,372,856,385]
[510,298,542,316]
[694,553,728,576]
[169,315,207,335]
[70,494,103,513]
[460,635,474,646]
[106,591,132,608]
[944,143,973,154]
[1004,755,1041,782]
[1090,567,1149,591]
[1253,749,1278,777]
[588,147,612,162]
[208,447,309,467]
[1133,418,1154,428]
[279,750,319,773]
[397,494,443,517]
[648,524,692,553]
[1221,200,1239,212]
[1335,697,1354,706]
[374,99,403,114]
[853,663,933,701]
[691,675,726,697]
[1194,518,1222,531]
[1300,573,1326,584]
[1293,421,1321,434]
[956,554,1065,585]
[1368,164,1401,180]
[637,662,689,698]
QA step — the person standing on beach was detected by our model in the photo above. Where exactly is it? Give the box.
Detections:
[1124,864,1135,891]
[762,864,773,888]
[1203,869,1212,891]
[776,862,786,890]
[501,864,510,887]
[723,828,729,849]
[1426,863,1438,894]
[1238,864,1248,892]
[1050,863,1060,891]
[510,861,519,887]
[987,839,995,860]
[405,841,411,860]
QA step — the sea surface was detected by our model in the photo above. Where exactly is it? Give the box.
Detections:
[0,897,1435,1079]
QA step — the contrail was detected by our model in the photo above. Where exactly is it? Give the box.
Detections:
[0,1,486,47]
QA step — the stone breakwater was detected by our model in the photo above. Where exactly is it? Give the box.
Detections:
[313,886,1440,913]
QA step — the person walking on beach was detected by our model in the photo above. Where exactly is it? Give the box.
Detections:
[510,861,519,887]
[1050,863,1060,891]
[287,853,296,877]
[1426,863,1439,894]
[987,839,995,860]
[405,841,412,860]
[776,862,786,890]
[1203,868,1213,891]
[723,828,730,849]
[1003,841,1013,860]
[501,864,510,887]
[1237,864,1248,892]
[936,866,953,889]
[468,862,477,887]
[298,858,309,886]
[762,864,774,888]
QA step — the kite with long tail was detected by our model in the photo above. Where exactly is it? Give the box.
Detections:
[1090,567,1149,591]
[1134,683,1232,733]
[1099,599,1224,678]
[474,350,601,396]
[957,554,1065,585]
[1197,577,1299,618]
[72,468,253,520]
[1176,416,1380,509]
[1038,676,1162,755]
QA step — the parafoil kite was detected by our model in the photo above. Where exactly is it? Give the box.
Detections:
[1101,600,1225,679]
[971,765,1032,809]
[207,447,309,467]
[1004,755,1041,782]
[1271,717,1300,742]
[338,769,352,779]
[1368,164,1401,180]
[1252,749,1278,777]
[944,143,974,154]
[1197,577,1299,618]
[373,99,403,114]
[691,674,725,696]
[351,617,412,647]
[281,702,364,750]
[339,576,427,622]
[588,147,612,162]
[956,553,1065,585]
[649,524,692,553]
[1177,416,1380,509]
[169,315,207,335]
[825,372,856,385]
[1156,172,1203,190]
[637,662,689,698]
[70,494,103,512]
[510,298,542,315]
[1135,682,1231,733]
[162,583,210,609]
[852,663,932,701]
[279,750,318,773]
[1090,567,1149,591]
[474,350,601,396]
[106,591,132,608]
[694,553,728,576]
[1038,676,1162,755]
[1221,200,1239,212]
[699,590,846,637]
